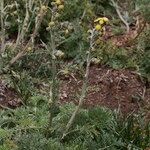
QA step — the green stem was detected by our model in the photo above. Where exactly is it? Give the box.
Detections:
[61,51,91,140]
[48,29,57,128]
[61,29,95,140]
[61,30,94,140]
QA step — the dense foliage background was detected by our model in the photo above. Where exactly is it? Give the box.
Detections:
[0,0,149,149]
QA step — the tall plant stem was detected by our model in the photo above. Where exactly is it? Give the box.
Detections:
[61,30,94,140]
[48,29,57,128]
[61,53,91,140]
[12,2,30,52]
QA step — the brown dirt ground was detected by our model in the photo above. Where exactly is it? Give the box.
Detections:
[59,66,150,114]
[0,66,150,116]
[1,21,149,115]
[0,80,21,109]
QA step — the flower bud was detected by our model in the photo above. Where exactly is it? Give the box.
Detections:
[55,0,62,5]
[48,21,55,27]
[58,5,64,10]
[41,5,47,11]
[95,24,102,31]
[55,50,65,58]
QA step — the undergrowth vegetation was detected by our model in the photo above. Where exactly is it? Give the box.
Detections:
[0,103,149,150]
[0,0,150,149]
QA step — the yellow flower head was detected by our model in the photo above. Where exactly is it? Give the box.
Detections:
[99,19,104,25]
[95,24,102,31]
[27,47,32,51]
[94,17,109,24]
[58,4,64,10]
[48,21,55,27]
[41,5,47,11]
[103,17,109,23]
[55,0,62,5]
[55,50,65,58]
[94,17,103,23]
[65,29,69,35]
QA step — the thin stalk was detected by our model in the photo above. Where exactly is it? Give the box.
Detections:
[48,29,57,127]
[0,104,14,111]
[11,7,29,52]
[61,52,91,140]
[61,30,94,141]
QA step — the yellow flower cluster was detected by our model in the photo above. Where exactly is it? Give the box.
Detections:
[49,21,55,27]
[38,5,48,17]
[53,0,64,10]
[55,50,65,58]
[41,5,47,11]
[94,17,109,31]
[46,0,65,31]
[46,21,55,30]
[26,46,32,52]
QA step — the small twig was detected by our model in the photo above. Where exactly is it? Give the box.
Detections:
[0,104,14,111]
[70,73,77,82]
[99,70,110,82]
[80,9,86,21]
[142,86,146,100]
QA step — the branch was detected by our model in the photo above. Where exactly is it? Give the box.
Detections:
[5,1,49,69]
[0,104,14,111]
[111,0,130,34]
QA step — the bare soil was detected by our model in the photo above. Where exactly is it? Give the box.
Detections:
[60,66,150,114]
[0,66,150,115]
[0,80,21,109]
